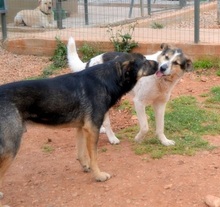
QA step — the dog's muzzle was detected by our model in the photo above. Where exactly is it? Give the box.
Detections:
[156,62,169,77]
[160,63,169,72]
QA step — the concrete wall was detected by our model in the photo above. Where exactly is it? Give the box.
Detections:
[6,0,78,23]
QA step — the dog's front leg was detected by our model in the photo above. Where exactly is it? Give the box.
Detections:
[102,112,120,144]
[134,98,149,143]
[76,128,90,172]
[84,127,111,182]
[153,102,175,146]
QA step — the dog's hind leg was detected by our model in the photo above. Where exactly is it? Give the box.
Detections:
[0,104,24,206]
[102,112,120,144]
[153,102,175,146]
[76,128,90,172]
[0,156,14,207]
[134,99,149,143]
[83,124,110,182]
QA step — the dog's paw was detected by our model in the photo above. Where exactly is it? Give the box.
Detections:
[95,172,111,182]
[0,192,4,200]
[161,139,175,146]
[82,165,91,173]
[0,192,10,207]
[109,136,120,145]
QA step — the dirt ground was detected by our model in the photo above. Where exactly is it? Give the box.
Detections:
[0,47,220,207]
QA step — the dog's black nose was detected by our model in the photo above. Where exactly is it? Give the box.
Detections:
[160,63,168,72]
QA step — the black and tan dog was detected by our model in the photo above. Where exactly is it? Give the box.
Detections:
[0,53,158,204]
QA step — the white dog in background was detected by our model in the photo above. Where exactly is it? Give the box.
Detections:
[14,0,55,28]
[67,37,193,146]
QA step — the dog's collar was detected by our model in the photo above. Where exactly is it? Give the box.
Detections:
[40,9,50,15]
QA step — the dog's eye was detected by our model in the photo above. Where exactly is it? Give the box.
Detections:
[165,55,169,60]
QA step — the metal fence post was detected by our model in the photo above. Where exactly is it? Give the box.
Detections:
[1,13,7,41]
[179,0,186,8]
[56,0,63,29]
[84,0,89,25]
[140,0,144,17]
[0,0,7,41]
[147,0,151,16]
[194,0,200,43]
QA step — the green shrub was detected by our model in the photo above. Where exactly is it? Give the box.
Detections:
[107,23,138,52]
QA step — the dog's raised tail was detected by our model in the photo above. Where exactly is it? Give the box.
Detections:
[67,36,87,72]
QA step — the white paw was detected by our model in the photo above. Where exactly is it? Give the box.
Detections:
[0,192,4,199]
[161,139,175,146]
[95,172,111,182]
[109,136,120,145]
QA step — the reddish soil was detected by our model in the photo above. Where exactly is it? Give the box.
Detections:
[0,47,220,207]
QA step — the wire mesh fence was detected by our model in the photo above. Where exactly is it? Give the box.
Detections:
[1,0,220,44]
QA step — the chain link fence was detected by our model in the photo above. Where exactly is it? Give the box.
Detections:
[0,0,219,44]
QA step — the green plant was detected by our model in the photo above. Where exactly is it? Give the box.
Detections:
[205,86,220,104]
[27,37,68,79]
[79,43,102,62]
[150,22,164,29]
[42,144,54,153]
[41,64,63,78]
[107,23,138,52]
[100,147,108,153]
[216,70,220,76]
[51,37,68,68]
[193,57,220,70]
[193,59,213,69]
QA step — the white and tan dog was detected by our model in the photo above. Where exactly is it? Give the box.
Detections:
[67,37,193,146]
[14,0,55,28]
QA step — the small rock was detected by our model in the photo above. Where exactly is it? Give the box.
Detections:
[47,138,52,142]
[201,77,208,82]
[205,195,220,207]
[164,184,172,189]
[72,192,78,197]
[177,160,185,165]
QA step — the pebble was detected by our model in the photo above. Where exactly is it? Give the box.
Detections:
[205,195,220,207]
[164,183,173,189]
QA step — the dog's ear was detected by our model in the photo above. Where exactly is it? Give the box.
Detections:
[184,58,194,72]
[122,60,132,69]
[115,60,132,85]
[116,62,123,77]
[160,43,169,50]
[148,60,158,73]
[38,0,42,5]
[121,60,132,75]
